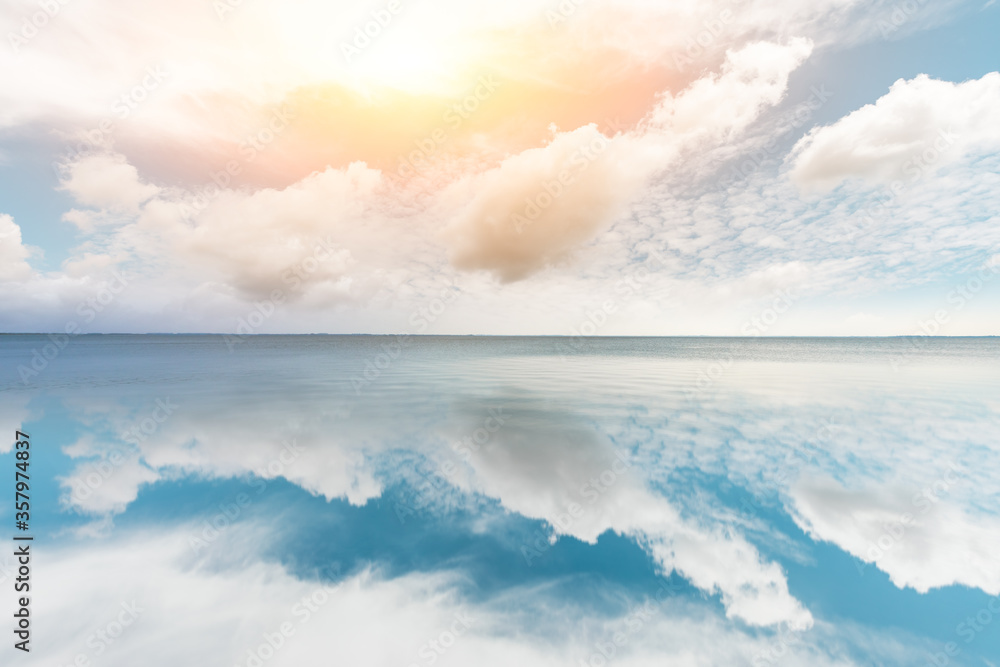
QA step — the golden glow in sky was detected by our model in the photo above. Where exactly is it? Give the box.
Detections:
[2,0,999,336]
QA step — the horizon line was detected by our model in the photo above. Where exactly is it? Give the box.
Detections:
[1,333,997,339]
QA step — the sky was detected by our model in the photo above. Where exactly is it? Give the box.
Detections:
[0,0,999,335]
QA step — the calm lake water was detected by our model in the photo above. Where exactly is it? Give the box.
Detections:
[1,336,998,666]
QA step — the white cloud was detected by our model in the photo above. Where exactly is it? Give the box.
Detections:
[0,0,907,140]
[59,152,161,215]
[446,126,654,282]
[40,150,438,308]
[790,72,1000,190]
[646,38,814,143]
[447,39,813,282]
[0,213,34,282]
[161,163,385,301]
[0,3,995,335]
[4,138,1000,335]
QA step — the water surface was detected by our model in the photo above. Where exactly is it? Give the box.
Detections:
[1,336,998,666]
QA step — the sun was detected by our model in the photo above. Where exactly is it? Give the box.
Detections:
[346,31,468,97]
[259,1,482,98]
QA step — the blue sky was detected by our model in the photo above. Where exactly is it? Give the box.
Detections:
[0,0,998,336]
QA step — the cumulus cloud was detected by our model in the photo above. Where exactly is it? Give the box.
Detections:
[446,126,654,282]
[646,38,814,143]
[0,0,896,147]
[59,152,161,215]
[164,163,383,301]
[447,39,812,282]
[790,72,1000,190]
[0,1,994,333]
[45,39,813,295]
[44,32,817,299]
[0,214,34,282]
[45,150,434,307]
